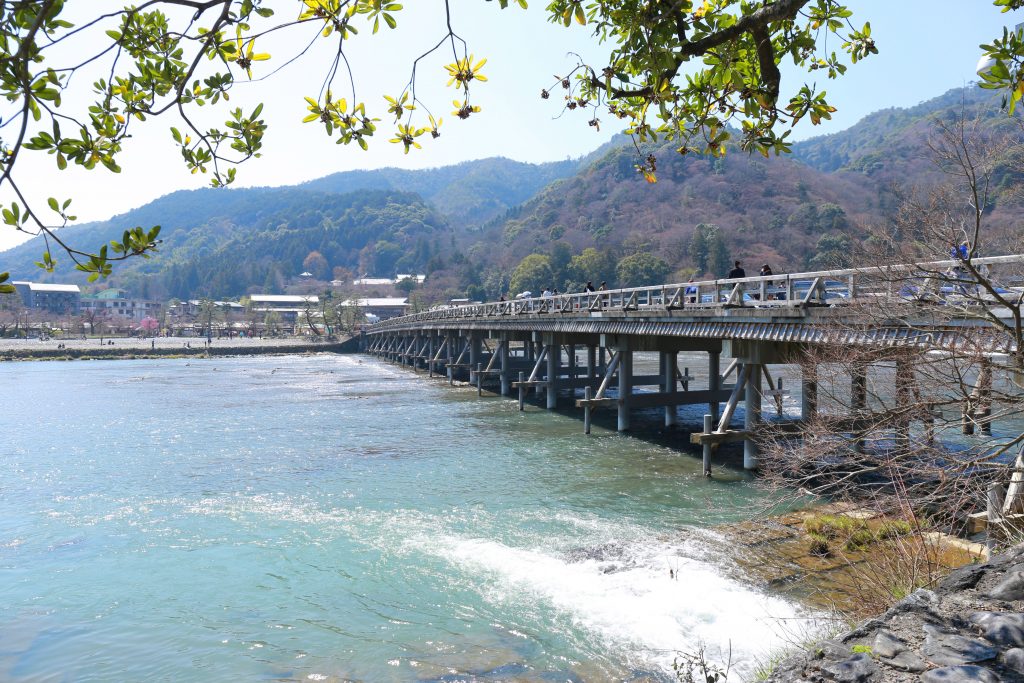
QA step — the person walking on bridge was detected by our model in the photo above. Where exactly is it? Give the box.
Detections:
[728,261,746,279]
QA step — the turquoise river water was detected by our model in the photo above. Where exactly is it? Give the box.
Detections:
[1,354,811,682]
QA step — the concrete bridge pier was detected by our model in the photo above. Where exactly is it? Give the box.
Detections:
[895,359,913,448]
[744,363,762,470]
[468,332,482,384]
[801,361,818,421]
[662,350,678,428]
[567,345,578,402]
[446,332,456,385]
[499,335,511,396]
[725,340,788,470]
[411,333,422,371]
[616,338,633,432]
[708,350,721,424]
[426,335,435,377]
[964,361,994,436]
[851,361,867,453]
[545,334,560,410]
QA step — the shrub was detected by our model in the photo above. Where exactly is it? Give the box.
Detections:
[808,534,832,557]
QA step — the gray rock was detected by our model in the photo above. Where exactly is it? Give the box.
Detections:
[987,570,1024,602]
[873,629,908,658]
[1003,648,1024,675]
[820,653,877,683]
[888,589,942,621]
[969,612,1024,648]
[920,665,1001,683]
[885,650,928,672]
[941,563,988,591]
[810,640,853,660]
[870,629,927,670]
[922,625,998,666]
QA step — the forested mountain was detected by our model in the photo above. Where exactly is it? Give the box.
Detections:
[791,86,1023,205]
[3,188,450,300]
[300,156,583,226]
[2,86,1021,303]
[482,136,879,278]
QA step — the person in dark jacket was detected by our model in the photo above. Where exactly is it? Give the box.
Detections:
[727,261,746,279]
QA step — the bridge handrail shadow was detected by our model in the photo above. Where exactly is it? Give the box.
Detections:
[368,254,1024,331]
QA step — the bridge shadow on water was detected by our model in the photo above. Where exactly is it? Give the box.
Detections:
[504,385,754,478]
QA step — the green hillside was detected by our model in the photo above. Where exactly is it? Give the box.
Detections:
[300,156,581,226]
[3,188,450,300]
[2,86,1021,304]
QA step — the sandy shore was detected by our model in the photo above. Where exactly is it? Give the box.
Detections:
[0,336,356,360]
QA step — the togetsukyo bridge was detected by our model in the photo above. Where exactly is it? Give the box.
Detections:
[360,255,1024,474]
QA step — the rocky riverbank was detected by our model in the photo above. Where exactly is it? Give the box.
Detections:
[765,543,1024,682]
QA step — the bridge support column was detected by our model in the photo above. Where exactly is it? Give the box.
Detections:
[567,345,577,401]
[663,350,678,428]
[617,340,633,432]
[851,362,867,453]
[499,337,511,396]
[744,363,762,470]
[469,333,481,384]
[801,362,817,421]
[895,360,913,448]
[587,345,596,383]
[708,350,721,424]
[427,336,434,377]
[446,333,455,385]
[964,361,993,436]
[545,336,559,410]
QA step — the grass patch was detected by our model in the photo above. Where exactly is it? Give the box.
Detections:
[803,514,865,540]
[844,528,876,552]
[877,520,912,540]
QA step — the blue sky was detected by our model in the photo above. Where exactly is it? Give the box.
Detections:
[3,0,1022,252]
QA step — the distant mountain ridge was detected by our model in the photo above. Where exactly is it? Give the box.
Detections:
[299,156,583,226]
[791,86,998,174]
[2,85,1020,301]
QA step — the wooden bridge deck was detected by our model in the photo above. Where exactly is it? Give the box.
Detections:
[367,255,1024,346]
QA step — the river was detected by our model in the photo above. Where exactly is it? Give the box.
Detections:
[0,354,811,681]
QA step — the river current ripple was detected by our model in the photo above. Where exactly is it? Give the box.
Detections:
[0,354,810,681]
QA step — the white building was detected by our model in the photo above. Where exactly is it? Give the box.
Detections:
[248,294,319,323]
[351,274,426,287]
[343,297,409,319]
[351,277,395,287]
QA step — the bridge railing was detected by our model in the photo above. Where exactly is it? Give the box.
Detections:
[368,255,1024,331]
